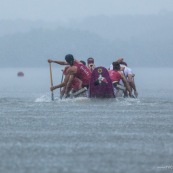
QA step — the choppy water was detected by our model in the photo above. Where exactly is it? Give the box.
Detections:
[0,67,173,173]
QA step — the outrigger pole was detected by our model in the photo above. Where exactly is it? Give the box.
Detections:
[49,62,54,101]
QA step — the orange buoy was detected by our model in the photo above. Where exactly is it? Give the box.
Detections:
[17,71,24,77]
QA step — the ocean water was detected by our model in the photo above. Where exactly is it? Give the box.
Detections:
[0,67,173,173]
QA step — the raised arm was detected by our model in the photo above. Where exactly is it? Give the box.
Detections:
[48,59,69,65]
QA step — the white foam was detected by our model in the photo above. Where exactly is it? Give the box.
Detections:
[35,94,53,102]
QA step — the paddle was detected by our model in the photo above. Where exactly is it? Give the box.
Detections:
[60,69,64,93]
[49,62,54,101]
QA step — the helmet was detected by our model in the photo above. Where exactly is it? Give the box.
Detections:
[65,54,74,66]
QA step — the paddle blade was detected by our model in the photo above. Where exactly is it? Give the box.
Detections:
[51,92,54,101]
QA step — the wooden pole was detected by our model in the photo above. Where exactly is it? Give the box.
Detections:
[49,63,54,101]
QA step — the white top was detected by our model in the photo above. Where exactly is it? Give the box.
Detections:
[109,64,133,76]
[120,65,133,77]
[109,64,113,70]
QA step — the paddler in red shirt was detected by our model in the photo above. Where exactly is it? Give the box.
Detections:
[48,54,91,97]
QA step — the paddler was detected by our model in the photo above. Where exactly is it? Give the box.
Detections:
[48,54,91,97]
[110,58,138,98]
[109,62,132,97]
[87,57,95,72]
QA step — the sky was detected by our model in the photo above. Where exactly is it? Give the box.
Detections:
[0,0,173,22]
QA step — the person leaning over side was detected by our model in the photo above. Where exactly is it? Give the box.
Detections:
[109,58,138,98]
[109,62,132,97]
[119,63,138,98]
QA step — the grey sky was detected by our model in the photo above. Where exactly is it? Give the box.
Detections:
[0,0,173,22]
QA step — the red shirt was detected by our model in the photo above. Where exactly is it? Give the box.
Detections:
[70,77,81,91]
[73,61,91,86]
[108,70,122,82]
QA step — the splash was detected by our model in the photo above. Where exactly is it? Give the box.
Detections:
[35,93,89,103]
[35,94,53,102]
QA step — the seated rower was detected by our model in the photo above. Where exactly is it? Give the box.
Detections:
[80,60,86,66]
[87,57,95,72]
[49,65,82,98]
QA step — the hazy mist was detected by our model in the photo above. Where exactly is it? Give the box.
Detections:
[0,0,173,67]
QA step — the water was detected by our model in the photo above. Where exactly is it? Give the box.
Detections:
[0,67,173,173]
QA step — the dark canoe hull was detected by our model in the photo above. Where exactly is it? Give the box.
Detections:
[89,66,115,98]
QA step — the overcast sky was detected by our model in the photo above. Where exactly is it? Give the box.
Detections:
[0,0,173,22]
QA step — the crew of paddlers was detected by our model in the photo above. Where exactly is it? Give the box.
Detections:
[48,54,138,98]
